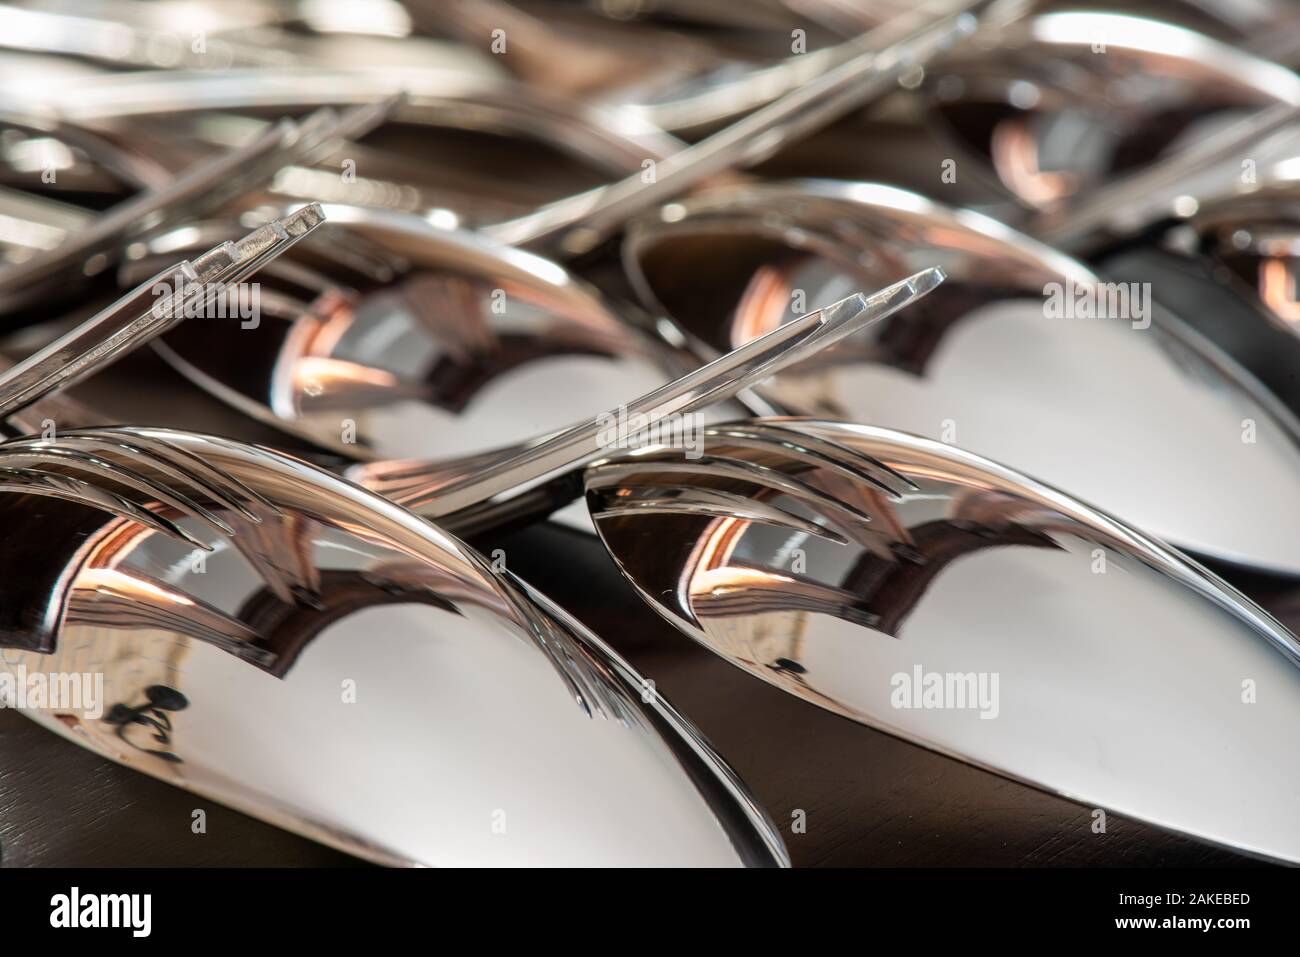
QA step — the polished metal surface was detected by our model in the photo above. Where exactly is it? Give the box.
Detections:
[1,0,1298,872]
[125,213,942,521]
[923,11,1300,210]
[368,269,944,518]
[0,101,386,311]
[0,425,788,866]
[481,1,988,257]
[417,0,992,136]
[585,416,1300,862]
[1,6,985,264]
[148,203,701,465]
[0,203,322,418]
[624,178,1300,576]
[0,109,172,202]
[0,67,682,229]
[1030,102,1300,253]
[1187,171,1300,329]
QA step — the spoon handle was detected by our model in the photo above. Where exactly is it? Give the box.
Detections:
[397,266,944,518]
[481,0,1002,256]
[0,3,294,70]
[0,204,325,422]
[0,96,394,308]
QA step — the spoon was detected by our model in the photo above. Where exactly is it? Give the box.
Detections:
[402,0,1002,135]
[1185,175,1300,327]
[921,11,1300,212]
[582,416,1300,863]
[622,178,1300,577]
[1029,102,1300,253]
[0,0,506,79]
[0,69,680,229]
[0,0,990,295]
[82,13,990,459]
[0,109,174,202]
[1087,166,1300,424]
[480,0,999,256]
[0,269,942,864]
[128,203,722,466]
[0,1,297,70]
[1022,0,1300,67]
[376,272,946,522]
[0,424,788,866]
[2,205,946,529]
[6,0,997,260]
[407,0,722,101]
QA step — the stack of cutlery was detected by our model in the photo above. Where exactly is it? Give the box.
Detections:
[0,0,1298,868]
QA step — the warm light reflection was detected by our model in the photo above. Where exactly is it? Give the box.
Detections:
[293,357,401,404]
[991,121,1076,207]
[1260,258,1300,322]
[679,516,746,613]
[79,568,195,606]
[688,565,795,601]
[733,264,790,346]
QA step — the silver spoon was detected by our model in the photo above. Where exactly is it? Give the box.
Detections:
[1185,173,1300,327]
[582,416,1300,863]
[0,0,503,78]
[0,1,297,70]
[1021,0,1300,66]
[5,1,994,259]
[0,109,173,202]
[372,273,947,522]
[0,268,941,864]
[406,0,722,101]
[2,205,945,527]
[480,0,998,256]
[0,0,990,299]
[1085,163,1300,430]
[622,177,1300,577]
[0,69,680,228]
[126,203,719,467]
[0,424,788,866]
[1029,102,1300,253]
[921,11,1300,212]
[398,0,1001,135]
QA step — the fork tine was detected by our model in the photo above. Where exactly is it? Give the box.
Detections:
[588,455,881,529]
[589,484,851,546]
[0,466,207,548]
[0,444,236,536]
[705,422,920,494]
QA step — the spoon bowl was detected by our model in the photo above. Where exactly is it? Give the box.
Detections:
[0,425,788,866]
[585,416,1300,862]
[624,178,1300,577]
[141,203,707,465]
[923,11,1300,210]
